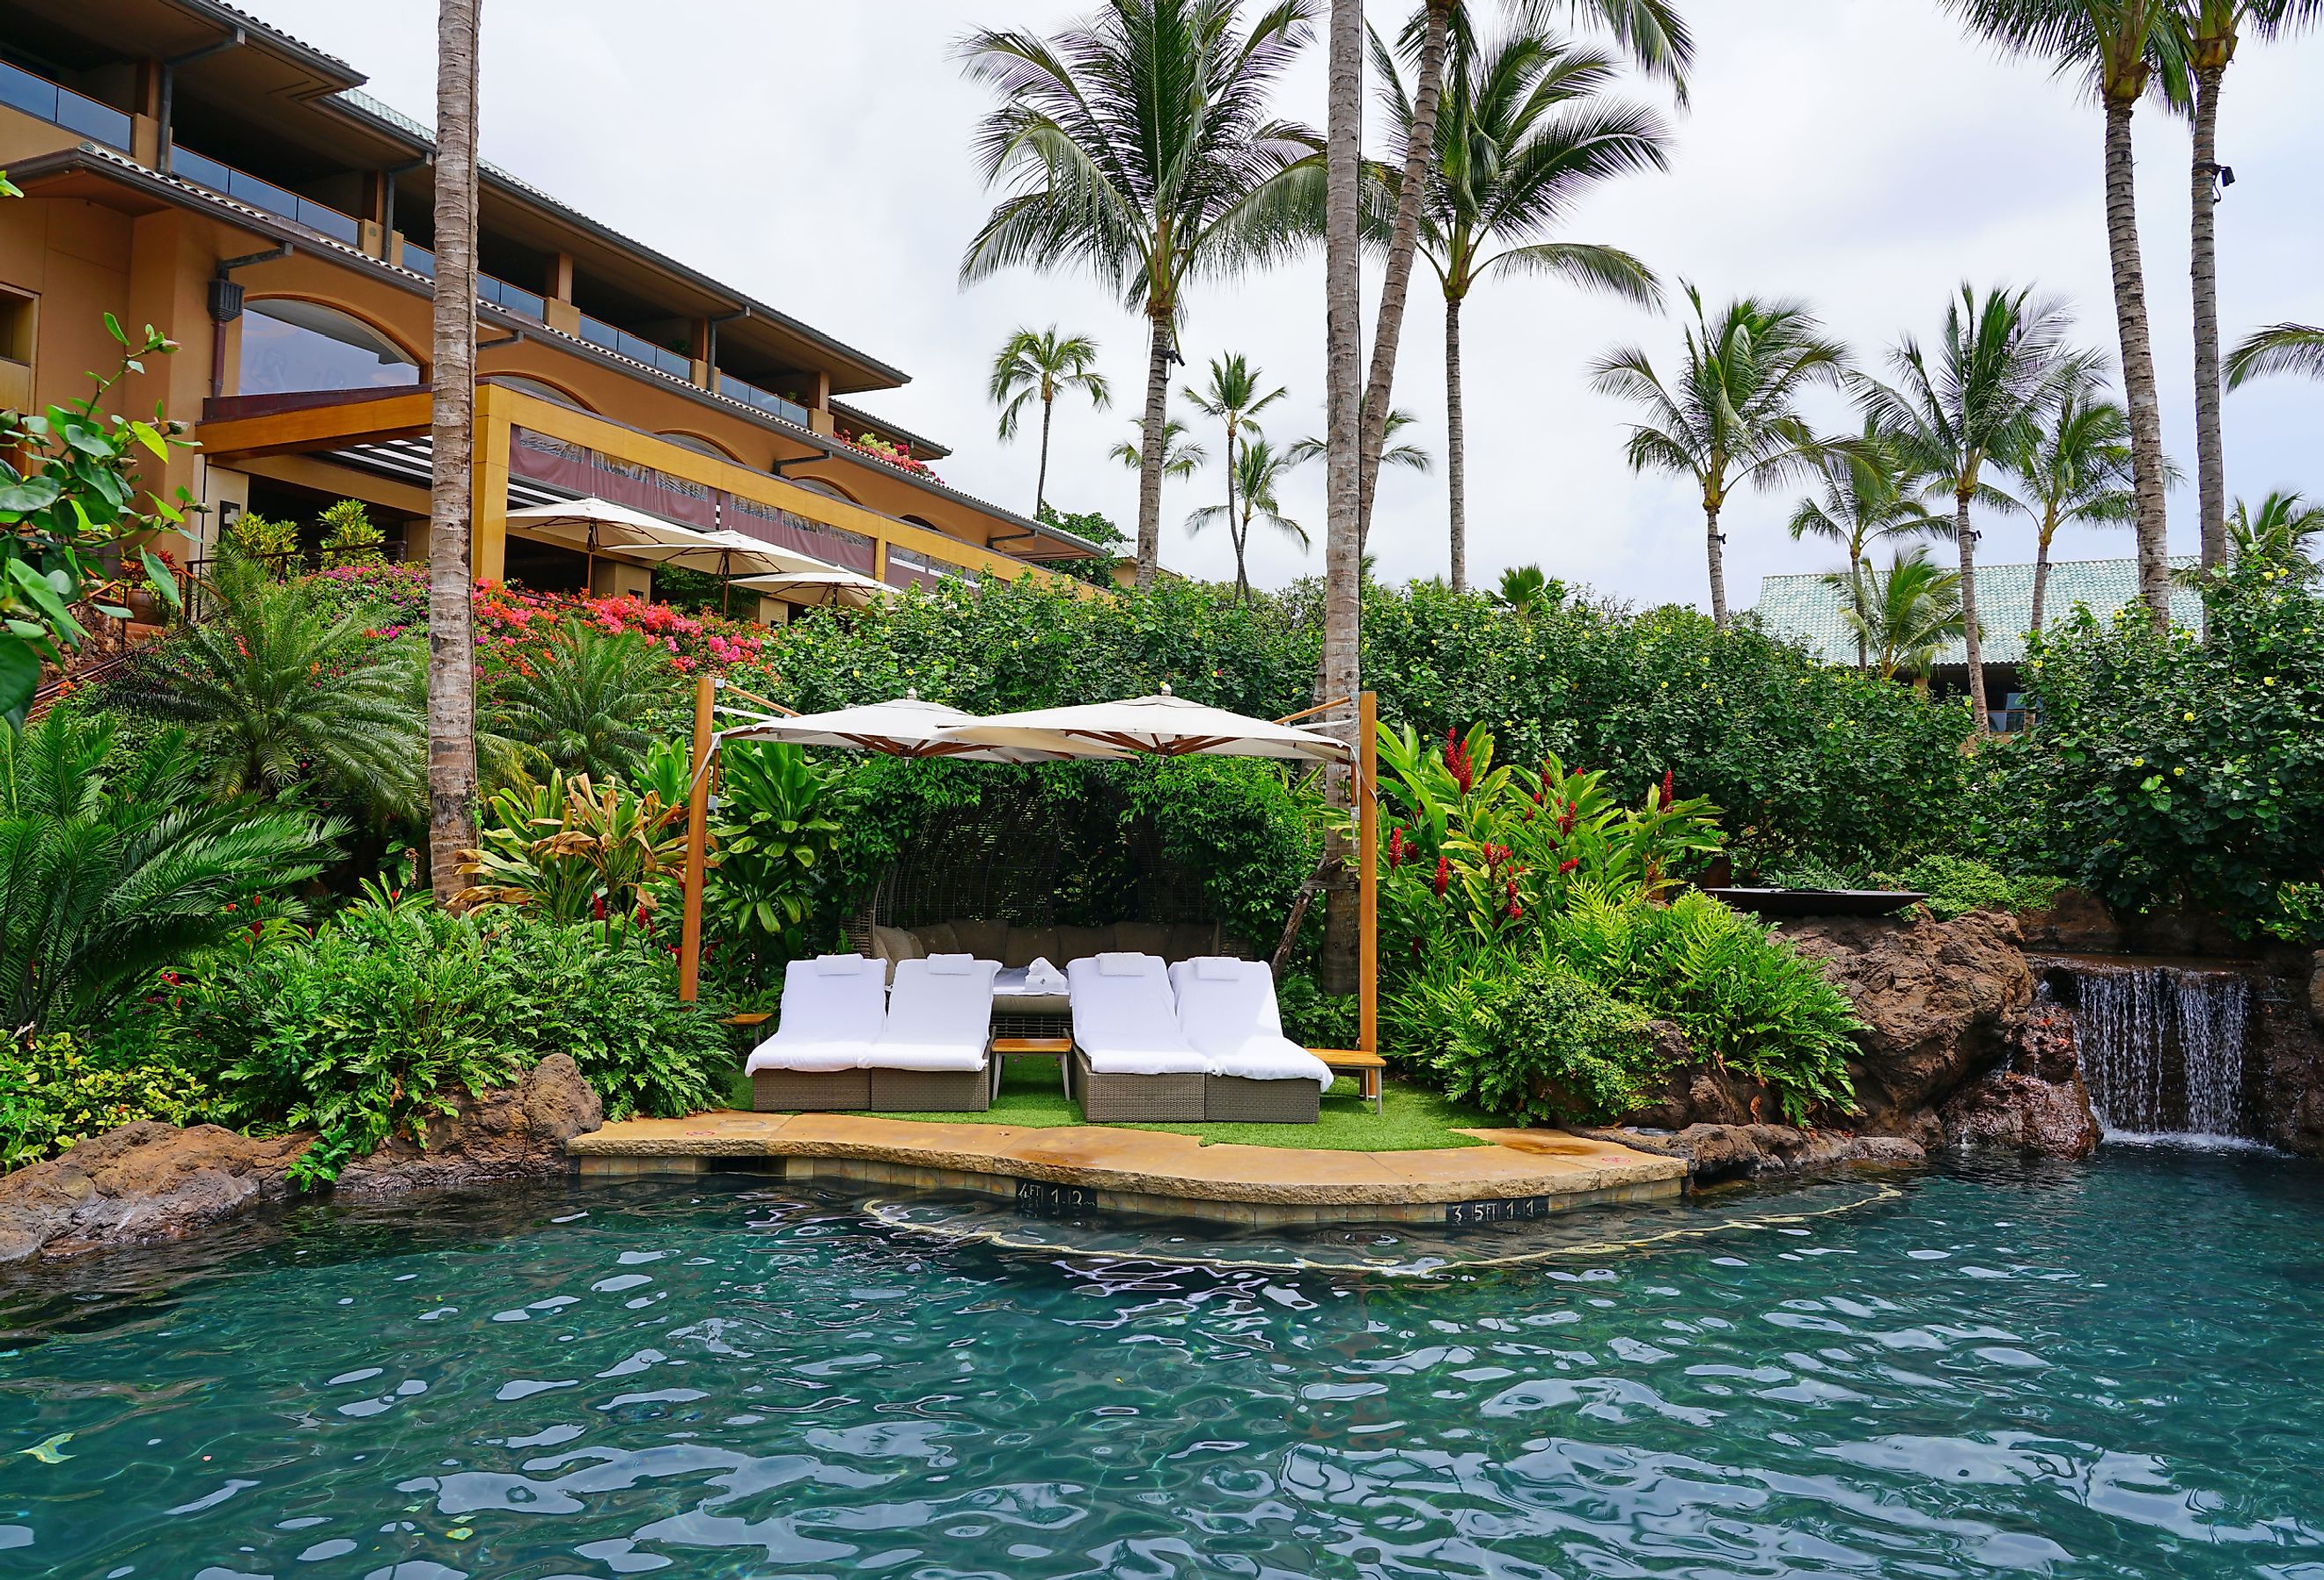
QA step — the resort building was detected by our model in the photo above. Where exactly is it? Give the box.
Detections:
[1751,556,2203,731]
[0,0,1103,616]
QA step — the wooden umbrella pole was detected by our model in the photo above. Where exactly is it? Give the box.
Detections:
[678,670,714,1003]
[1358,689,1378,1055]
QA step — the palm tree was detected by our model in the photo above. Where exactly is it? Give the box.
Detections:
[426,0,482,903]
[0,711,337,1031]
[487,620,670,782]
[1828,547,1968,686]
[1787,421,1942,668]
[1493,562,1553,617]
[1386,25,1668,591]
[959,1,1324,589]
[2226,489,2324,565]
[2227,323,2324,386]
[1945,1,2183,625]
[1183,353,1289,547]
[1187,435,1311,596]
[989,327,1112,515]
[1289,406,1434,475]
[1110,416,1209,481]
[1592,287,1849,627]
[2004,356,2136,634]
[2182,3,2320,573]
[1863,284,2073,733]
[118,557,425,825]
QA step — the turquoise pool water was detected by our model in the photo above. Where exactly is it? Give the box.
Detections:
[3,1151,2320,1578]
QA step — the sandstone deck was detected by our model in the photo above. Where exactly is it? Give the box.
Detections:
[570,1113,1688,1226]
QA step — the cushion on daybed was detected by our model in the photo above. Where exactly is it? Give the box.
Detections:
[1168,957,1334,1091]
[869,956,1001,1073]
[1068,953,1208,1075]
[746,954,887,1074]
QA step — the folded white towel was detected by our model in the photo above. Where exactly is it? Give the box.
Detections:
[813,953,874,976]
[1194,956,1240,981]
[925,953,977,976]
[1023,956,1068,990]
[1095,952,1145,978]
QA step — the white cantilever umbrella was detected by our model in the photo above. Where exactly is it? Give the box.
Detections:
[504,496,711,585]
[934,686,1351,764]
[718,694,1122,762]
[621,527,830,579]
[733,568,895,609]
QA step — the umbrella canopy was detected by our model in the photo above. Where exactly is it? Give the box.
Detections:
[719,694,1122,762]
[936,687,1351,764]
[733,568,895,608]
[504,496,703,560]
[621,527,832,579]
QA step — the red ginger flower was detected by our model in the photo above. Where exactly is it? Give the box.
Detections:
[1432,856,1452,898]
[1658,769,1675,811]
[1558,857,1580,875]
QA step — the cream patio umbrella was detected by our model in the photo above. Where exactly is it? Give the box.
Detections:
[503,496,710,587]
[733,568,895,610]
[716,691,1120,763]
[933,685,1352,764]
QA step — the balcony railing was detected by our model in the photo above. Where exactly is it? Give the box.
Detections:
[395,245,546,322]
[0,58,133,152]
[715,372,811,430]
[167,143,361,246]
[577,313,691,381]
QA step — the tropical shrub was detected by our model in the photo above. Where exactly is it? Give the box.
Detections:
[460,770,689,932]
[307,562,428,631]
[0,711,337,1031]
[222,509,302,570]
[472,583,765,677]
[0,1032,210,1171]
[1975,560,2324,935]
[1388,956,1662,1126]
[1276,972,1357,1049]
[317,498,387,568]
[1756,852,2067,922]
[706,739,851,970]
[494,917,728,1123]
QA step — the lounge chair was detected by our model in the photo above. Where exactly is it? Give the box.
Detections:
[1169,957,1334,1123]
[746,953,886,1111]
[865,955,1001,1112]
[1066,953,1210,1121]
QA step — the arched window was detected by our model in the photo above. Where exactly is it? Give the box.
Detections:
[237,300,418,396]
[490,374,592,411]
[788,475,859,504]
[658,430,738,461]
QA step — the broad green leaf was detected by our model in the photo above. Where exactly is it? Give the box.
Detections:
[0,639,36,723]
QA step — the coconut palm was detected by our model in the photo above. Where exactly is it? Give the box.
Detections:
[1592,288,1849,628]
[2003,356,2137,634]
[1183,353,1289,547]
[0,710,338,1030]
[989,327,1112,516]
[1111,417,1209,482]
[2181,3,2320,571]
[1288,406,1434,475]
[1828,547,1968,687]
[487,620,670,783]
[1383,24,1668,590]
[427,0,483,901]
[2226,489,2324,565]
[1188,435,1311,597]
[1945,1,2184,624]
[959,0,1324,589]
[2227,323,2324,386]
[116,556,425,824]
[1862,285,2074,732]
[1787,421,1943,669]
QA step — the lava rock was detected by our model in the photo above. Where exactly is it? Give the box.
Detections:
[1940,1070,2100,1158]
[335,1055,604,1195]
[1578,1123,1924,1185]
[0,1123,307,1265]
[2310,952,2324,1033]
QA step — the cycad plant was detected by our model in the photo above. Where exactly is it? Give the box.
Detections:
[0,710,338,1030]
[1388,22,1669,588]
[989,326,1112,515]
[960,0,1324,585]
[1186,435,1310,598]
[120,555,424,825]
[2004,355,2136,634]
[1787,420,1942,669]
[1826,547,1969,687]
[1862,284,2074,729]
[2227,323,2324,386]
[1593,288,1850,627]
[487,619,669,783]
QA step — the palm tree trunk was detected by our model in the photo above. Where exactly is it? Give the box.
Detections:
[1319,0,1364,996]
[426,0,482,903]
[1850,545,1866,672]
[1357,0,1452,548]
[1234,507,1252,602]
[1135,308,1172,590]
[1224,415,1238,567]
[1035,390,1054,517]
[1955,488,1990,733]
[2103,97,2172,630]
[2191,61,2228,577]
[1445,291,1467,592]
[1703,501,1728,628]
[2029,511,2056,637]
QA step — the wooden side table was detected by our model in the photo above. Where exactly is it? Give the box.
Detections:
[1311,1047,1386,1115]
[990,1036,1075,1100]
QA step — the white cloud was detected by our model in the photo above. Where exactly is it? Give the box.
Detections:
[264,0,2323,611]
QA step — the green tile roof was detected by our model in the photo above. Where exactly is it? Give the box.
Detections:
[1750,555,2203,667]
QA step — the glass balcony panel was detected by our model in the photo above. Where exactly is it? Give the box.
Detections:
[716,372,810,429]
[478,275,546,320]
[167,143,360,246]
[0,59,133,151]
[401,242,435,277]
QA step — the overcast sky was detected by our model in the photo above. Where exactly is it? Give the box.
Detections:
[262,1,2324,613]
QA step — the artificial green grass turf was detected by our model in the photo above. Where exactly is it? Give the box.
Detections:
[719,1056,1495,1151]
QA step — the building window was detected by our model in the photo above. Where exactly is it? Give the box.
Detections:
[658,431,734,461]
[489,375,592,411]
[0,284,34,366]
[238,300,418,397]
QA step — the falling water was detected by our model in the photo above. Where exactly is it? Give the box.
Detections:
[2064,965,2253,1140]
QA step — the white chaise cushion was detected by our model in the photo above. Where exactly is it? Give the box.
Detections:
[1068,953,1208,1076]
[1168,957,1335,1090]
[870,956,1000,1072]
[746,953,886,1074]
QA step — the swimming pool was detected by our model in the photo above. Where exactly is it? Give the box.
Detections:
[3,1150,2319,1577]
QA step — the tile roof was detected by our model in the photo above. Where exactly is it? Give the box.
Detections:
[1750,555,2204,666]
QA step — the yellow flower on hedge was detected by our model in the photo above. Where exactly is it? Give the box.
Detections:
[2132,757,2144,768]
[2183,711,2195,722]
[2265,676,2277,687]
[2174,767,2185,777]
